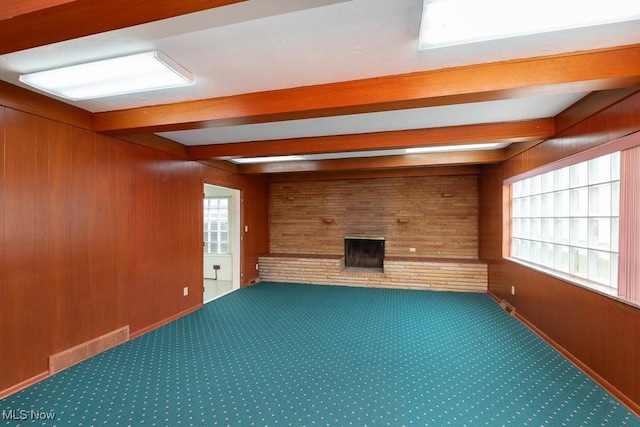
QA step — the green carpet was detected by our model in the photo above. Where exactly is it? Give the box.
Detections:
[2,282,639,426]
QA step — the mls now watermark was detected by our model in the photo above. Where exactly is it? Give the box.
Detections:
[2,409,56,421]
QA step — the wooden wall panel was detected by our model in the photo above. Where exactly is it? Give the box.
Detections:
[98,133,131,329]
[178,160,205,311]
[478,163,504,262]
[0,112,137,391]
[240,175,270,284]
[2,110,49,386]
[503,90,640,179]
[48,121,76,350]
[0,94,270,394]
[68,125,99,345]
[486,260,640,408]
[480,90,640,409]
[0,107,6,382]
[129,146,167,332]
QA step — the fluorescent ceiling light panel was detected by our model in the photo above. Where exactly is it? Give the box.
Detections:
[405,142,502,154]
[419,0,640,49]
[231,143,504,164]
[232,155,306,164]
[19,51,194,100]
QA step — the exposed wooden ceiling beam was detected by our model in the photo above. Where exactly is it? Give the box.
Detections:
[93,45,640,136]
[555,87,640,135]
[267,166,483,183]
[186,119,554,160]
[117,134,188,158]
[237,150,506,174]
[0,0,245,55]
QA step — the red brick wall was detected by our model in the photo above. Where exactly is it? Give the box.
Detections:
[269,175,479,259]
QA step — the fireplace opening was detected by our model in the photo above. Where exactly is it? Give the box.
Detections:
[344,237,385,271]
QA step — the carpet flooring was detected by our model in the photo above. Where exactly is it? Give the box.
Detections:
[2,282,639,426]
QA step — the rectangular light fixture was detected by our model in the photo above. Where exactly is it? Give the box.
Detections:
[405,142,502,154]
[19,51,194,101]
[419,0,640,50]
[231,155,306,164]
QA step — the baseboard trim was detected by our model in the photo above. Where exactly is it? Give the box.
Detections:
[1,304,203,400]
[487,291,640,417]
[0,371,49,400]
[129,303,202,340]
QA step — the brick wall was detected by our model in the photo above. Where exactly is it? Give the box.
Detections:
[269,175,479,259]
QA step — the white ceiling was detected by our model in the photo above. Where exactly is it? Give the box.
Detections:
[1,0,639,160]
[159,94,586,146]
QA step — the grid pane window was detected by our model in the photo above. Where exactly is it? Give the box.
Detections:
[511,152,620,293]
[204,198,229,254]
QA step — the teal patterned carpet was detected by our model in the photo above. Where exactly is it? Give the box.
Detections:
[2,282,639,426]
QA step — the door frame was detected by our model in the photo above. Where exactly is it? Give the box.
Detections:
[203,182,241,302]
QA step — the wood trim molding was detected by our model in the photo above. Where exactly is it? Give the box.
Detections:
[0,371,49,400]
[187,119,554,160]
[117,134,189,158]
[93,45,640,135]
[487,292,640,417]
[129,303,202,340]
[198,159,239,174]
[0,81,93,130]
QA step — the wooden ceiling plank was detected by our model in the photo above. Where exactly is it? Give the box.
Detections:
[0,0,245,55]
[186,118,554,160]
[93,45,640,135]
[237,150,506,174]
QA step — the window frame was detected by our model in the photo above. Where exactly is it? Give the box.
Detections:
[203,197,230,255]
[509,152,620,296]
[503,131,640,307]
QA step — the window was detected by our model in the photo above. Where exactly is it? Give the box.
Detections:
[204,198,229,254]
[511,152,620,296]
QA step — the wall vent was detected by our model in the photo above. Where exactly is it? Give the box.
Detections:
[499,300,516,316]
[49,326,129,375]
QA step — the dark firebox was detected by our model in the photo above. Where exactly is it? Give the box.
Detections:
[344,237,384,269]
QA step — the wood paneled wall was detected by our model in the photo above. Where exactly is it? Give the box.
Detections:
[479,90,640,410]
[0,102,268,393]
[0,108,130,390]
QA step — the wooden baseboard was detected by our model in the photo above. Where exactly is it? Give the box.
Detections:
[0,371,49,400]
[1,304,204,399]
[129,303,202,340]
[487,291,640,417]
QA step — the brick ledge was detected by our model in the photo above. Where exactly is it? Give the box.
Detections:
[260,253,485,265]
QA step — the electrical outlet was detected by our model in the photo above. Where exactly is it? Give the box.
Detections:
[409,247,416,252]
[213,265,221,270]
[511,285,515,295]
[183,286,189,296]
[255,263,259,271]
